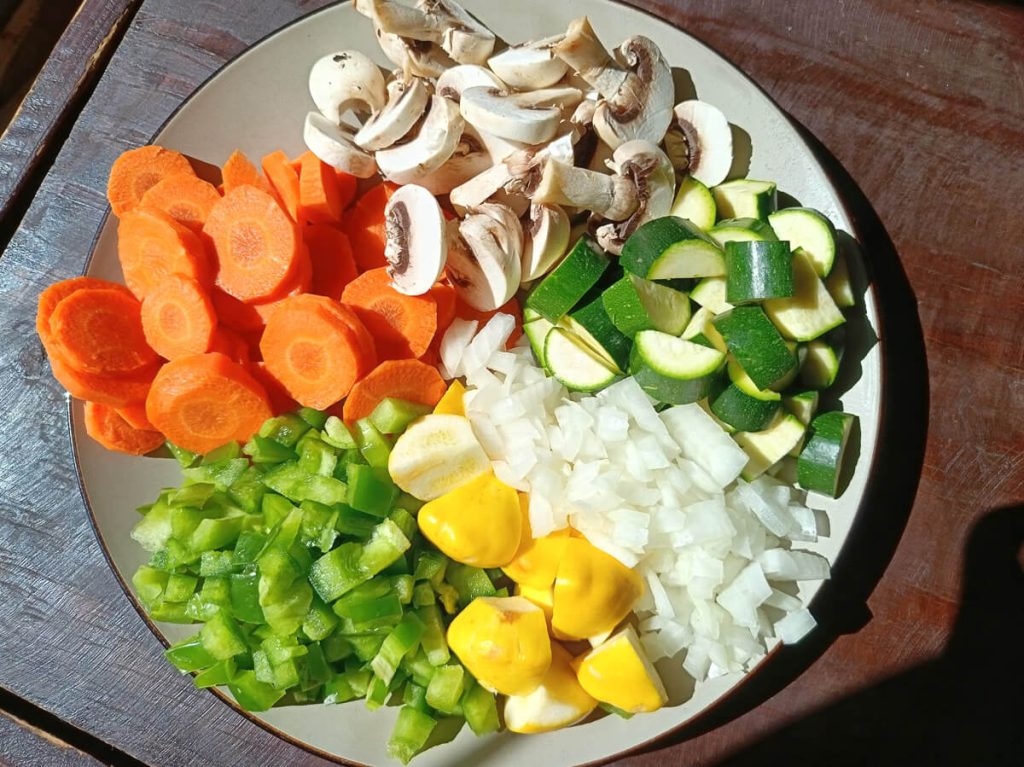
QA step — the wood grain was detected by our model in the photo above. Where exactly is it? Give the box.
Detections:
[0,710,102,767]
[0,0,1022,765]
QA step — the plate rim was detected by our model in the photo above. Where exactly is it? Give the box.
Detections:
[69,1,888,765]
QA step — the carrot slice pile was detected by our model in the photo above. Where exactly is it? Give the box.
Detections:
[306,224,357,298]
[116,401,155,431]
[342,359,447,422]
[37,277,133,349]
[247,362,299,416]
[260,294,370,409]
[146,352,271,454]
[208,327,252,364]
[342,182,396,272]
[251,247,313,323]
[117,208,211,300]
[341,267,437,360]
[428,282,457,337]
[141,274,217,360]
[222,149,273,195]
[298,152,343,224]
[334,169,358,212]
[107,145,196,217]
[50,355,158,407]
[84,402,165,455]
[204,185,301,302]
[210,287,264,333]
[261,150,302,223]
[49,288,158,375]
[139,173,222,232]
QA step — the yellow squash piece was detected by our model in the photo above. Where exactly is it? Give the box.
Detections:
[515,582,555,625]
[418,472,522,568]
[575,626,667,714]
[433,379,466,416]
[447,596,552,696]
[504,643,597,734]
[502,516,573,589]
[551,537,643,640]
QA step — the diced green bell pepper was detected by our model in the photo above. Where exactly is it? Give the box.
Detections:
[462,682,500,735]
[445,563,496,607]
[298,407,329,429]
[163,572,199,603]
[415,604,451,667]
[371,612,425,685]
[258,413,310,447]
[200,611,247,660]
[322,416,357,450]
[302,595,339,641]
[263,463,348,505]
[297,434,338,477]
[183,457,248,489]
[425,664,466,714]
[354,419,391,469]
[369,398,432,436]
[346,464,398,517]
[228,669,285,711]
[387,706,437,765]
[165,633,216,672]
[167,442,198,468]
[243,435,298,464]
[229,572,265,624]
[193,657,235,688]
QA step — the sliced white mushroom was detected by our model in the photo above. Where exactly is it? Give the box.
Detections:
[415,126,495,195]
[421,0,496,65]
[592,36,674,149]
[435,64,505,101]
[594,139,675,254]
[384,184,448,295]
[669,100,734,187]
[375,95,464,185]
[569,93,614,172]
[308,51,387,123]
[552,17,630,98]
[303,112,378,178]
[447,206,522,310]
[354,77,431,151]
[488,36,569,90]
[460,86,583,145]
[521,203,571,281]
[370,0,446,40]
[449,163,512,214]
[531,159,638,221]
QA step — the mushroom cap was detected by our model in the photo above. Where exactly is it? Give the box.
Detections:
[488,41,569,90]
[384,183,448,295]
[303,112,378,178]
[592,36,674,149]
[672,100,733,187]
[435,64,505,102]
[551,16,630,98]
[595,139,675,253]
[355,77,432,151]
[376,95,465,185]
[308,50,387,123]
[521,203,571,281]
[415,125,498,195]
[448,210,522,311]
[424,0,496,65]
[460,86,582,145]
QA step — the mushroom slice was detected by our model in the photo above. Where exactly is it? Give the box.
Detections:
[488,36,569,90]
[376,95,465,185]
[308,51,387,123]
[384,184,448,295]
[592,36,674,149]
[594,140,675,254]
[435,64,505,102]
[415,126,496,195]
[447,209,522,311]
[419,0,496,65]
[551,17,630,98]
[303,112,378,178]
[460,86,583,145]
[521,203,571,282]
[669,100,733,187]
[355,77,431,151]
[531,159,638,221]
[370,0,445,40]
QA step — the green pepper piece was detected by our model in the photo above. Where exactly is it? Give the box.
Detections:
[190,514,244,553]
[415,604,451,667]
[412,550,448,584]
[199,550,235,577]
[165,633,216,672]
[461,682,500,735]
[394,493,425,514]
[168,482,218,508]
[323,672,360,704]
[371,612,425,685]
[258,413,310,447]
[193,658,235,688]
[391,574,414,605]
[297,434,339,477]
[387,706,437,765]
[200,611,247,660]
[203,442,242,463]
[131,501,173,552]
[400,648,436,689]
[387,507,417,543]
[263,463,348,505]
[301,642,331,689]
[354,419,392,469]
[322,634,353,663]
[261,583,313,637]
[404,681,430,713]
[227,465,267,512]
[346,464,398,517]
[185,575,231,621]
[348,634,386,662]
[445,562,496,607]
[360,519,412,575]
[232,530,267,565]
[365,675,390,711]
[322,416,358,449]
[298,407,329,429]
[228,670,285,711]
[147,601,193,623]
[334,506,378,539]
[425,664,466,714]
[412,581,435,608]
[302,595,339,641]
[243,435,298,464]
[167,442,199,468]
[335,593,404,630]
[309,542,366,602]
[229,572,265,624]
[164,572,199,603]
[183,458,248,489]
[369,398,432,436]
[132,565,169,608]
[261,493,294,529]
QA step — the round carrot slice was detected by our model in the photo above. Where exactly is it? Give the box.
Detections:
[324,301,377,380]
[49,288,158,375]
[107,145,195,217]
[141,274,217,360]
[341,267,437,359]
[208,327,251,365]
[84,401,165,455]
[37,277,133,347]
[145,352,271,454]
[210,287,264,333]
[259,294,366,410]
[50,355,158,407]
[139,173,222,232]
[222,149,274,196]
[116,401,155,431]
[306,224,357,299]
[204,185,300,302]
[342,359,447,422]
[117,207,211,300]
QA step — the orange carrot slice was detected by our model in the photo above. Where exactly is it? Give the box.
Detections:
[117,207,211,300]
[246,362,298,416]
[203,185,301,302]
[37,277,133,348]
[298,151,343,224]
[140,274,217,360]
[342,359,447,422]
[49,354,158,407]
[342,183,396,272]
[324,301,377,380]
[341,267,437,359]
[306,224,357,298]
[84,401,165,455]
[251,245,313,323]
[210,287,264,333]
[107,145,196,217]
[139,173,221,232]
[428,282,457,338]
[145,352,271,454]
[208,327,252,365]
[222,149,273,195]
[116,401,155,431]
[261,150,302,223]
[334,170,358,212]
[259,294,367,409]
[49,288,158,375]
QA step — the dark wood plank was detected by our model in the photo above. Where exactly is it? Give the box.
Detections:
[0,0,139,239]
[0,0,1021,765]
[0,709,103,767]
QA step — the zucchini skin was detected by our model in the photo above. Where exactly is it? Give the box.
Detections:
[797,411,857,496]
[712,306,797,390]
[724,240,795,304]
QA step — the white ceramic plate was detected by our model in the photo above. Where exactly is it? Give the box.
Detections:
[75,1,882,765]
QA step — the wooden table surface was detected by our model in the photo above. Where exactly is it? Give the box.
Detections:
[1,1,1023,765]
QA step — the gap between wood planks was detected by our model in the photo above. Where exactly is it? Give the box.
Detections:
[0,0,144,252]
[0,685,148,766]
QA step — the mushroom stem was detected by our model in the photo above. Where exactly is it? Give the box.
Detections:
[531,159,638,221]
[551,17,629,99]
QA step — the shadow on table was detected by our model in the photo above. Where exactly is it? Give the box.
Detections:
[714,504,1024,767]
[630,114,930,757]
